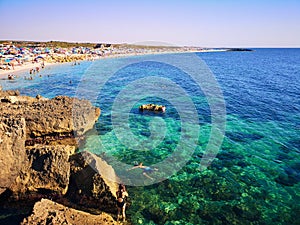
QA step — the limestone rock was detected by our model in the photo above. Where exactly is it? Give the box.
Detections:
[67,151,119,213]
[0,91,101,198]
[0,116,27,195]
[0,89,20,97]
[0,89,46,103]
[0,91,120,222]
[11,145,74,195]
[21,198,118,225]
[0,94,100,143]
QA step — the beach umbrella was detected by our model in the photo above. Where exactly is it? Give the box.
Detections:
[35,56,44,59]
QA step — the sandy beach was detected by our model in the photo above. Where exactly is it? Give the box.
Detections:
[0,49,228,80]
[0,62,57,79]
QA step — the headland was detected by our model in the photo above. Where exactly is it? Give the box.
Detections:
[0,87,123,224]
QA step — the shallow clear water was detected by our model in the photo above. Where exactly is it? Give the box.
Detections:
[1,49,300,224]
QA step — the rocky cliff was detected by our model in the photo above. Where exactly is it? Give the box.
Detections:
[67,151,119,213]
[0,89,101,197]
[0,88,122,224]
[10,145,74,196]
[0,116,27,195]
[0,90,100,144]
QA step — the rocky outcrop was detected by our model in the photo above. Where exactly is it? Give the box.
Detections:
[0,89,20,98]
[0,92,100,145]
[0,89,41,104]
[67,151,119,213]
[10,145,75,196]
[21,198,119,225]
[0,90,101,198]
[0,89,122,223]
[0,116,27,195]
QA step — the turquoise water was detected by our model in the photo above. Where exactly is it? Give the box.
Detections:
[1,49,300,224]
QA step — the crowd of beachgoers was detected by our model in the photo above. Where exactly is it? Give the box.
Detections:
[0,42,217,78]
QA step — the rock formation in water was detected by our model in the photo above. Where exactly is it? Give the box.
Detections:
[21,198,118,225]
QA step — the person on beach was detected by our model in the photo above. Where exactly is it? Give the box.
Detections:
[8,74,14,80]
[127,162,158,180]
[116,184,128,222]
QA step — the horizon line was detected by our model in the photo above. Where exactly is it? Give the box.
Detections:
[0,39,299,49]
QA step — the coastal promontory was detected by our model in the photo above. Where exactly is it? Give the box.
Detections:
[0,87,121,224]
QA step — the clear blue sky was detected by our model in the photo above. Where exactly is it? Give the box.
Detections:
[0,0,299,47]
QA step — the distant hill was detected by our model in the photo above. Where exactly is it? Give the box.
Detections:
[0,40,178,49]
[0,40,101,48]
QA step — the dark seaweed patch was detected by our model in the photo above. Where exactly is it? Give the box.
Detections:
[276,152,292,162]
[288,138,300,149]
[217,151,244,161]
[226,132,264,143]
[279,139,300,153]
[212,151,246,169]
[237,161,248,168]
[275,165,300,186]
[279,143,291,153]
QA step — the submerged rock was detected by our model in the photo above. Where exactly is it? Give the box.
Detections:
[21,198,118,225]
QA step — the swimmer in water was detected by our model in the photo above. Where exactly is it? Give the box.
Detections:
[127,162,158,180]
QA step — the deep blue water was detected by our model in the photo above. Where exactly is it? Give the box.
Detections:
[1,49,300,224]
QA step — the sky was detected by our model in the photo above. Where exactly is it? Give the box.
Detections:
[0,0,299,47]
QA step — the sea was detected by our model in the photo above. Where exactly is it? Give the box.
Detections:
[0,48,299,225]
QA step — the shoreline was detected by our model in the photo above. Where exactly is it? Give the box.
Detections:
[0,49,228,79]
[0,61,57,78]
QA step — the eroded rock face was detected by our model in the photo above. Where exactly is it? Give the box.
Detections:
[0,116,27,195]
[0,92,102,198]
[0,95,100,142]
[21,198,118,225]
[0,91,100,198]
[11,145,74,196]
[67,151,119,213]
[0,90,120,222]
